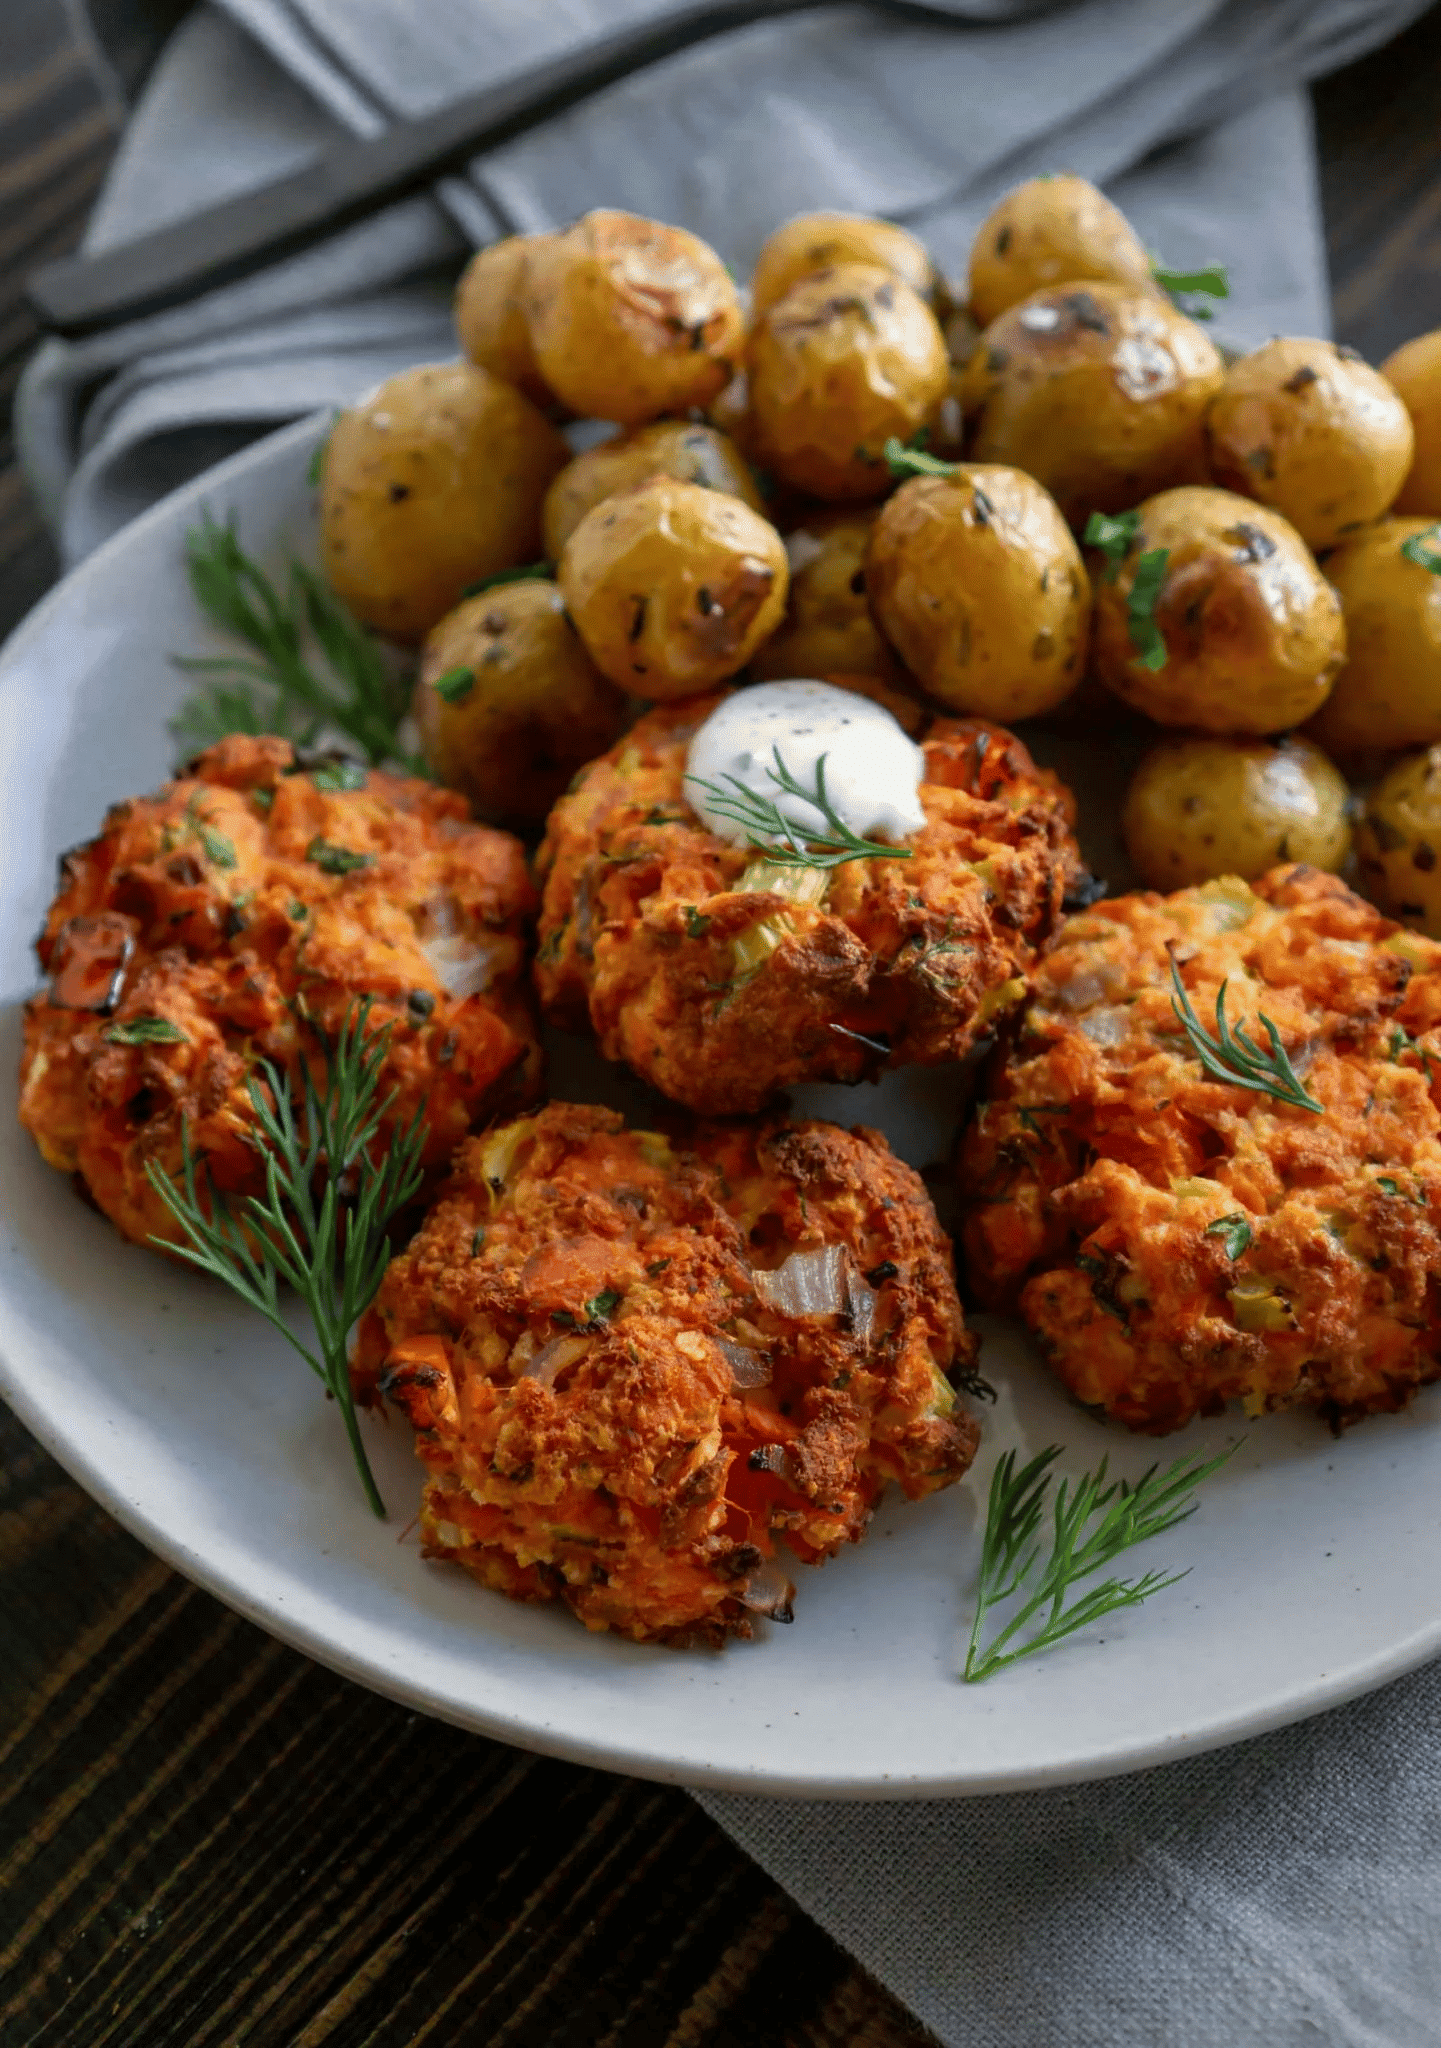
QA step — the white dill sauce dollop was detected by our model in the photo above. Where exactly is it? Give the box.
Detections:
[684,681,926,849]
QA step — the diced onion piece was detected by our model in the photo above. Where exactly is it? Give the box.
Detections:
[738,1555,795,1622]
[844,1265,877,1344]
[420,931,496,1000]
[518,1334,592,1385]
[753,1244,848,1319]
[717,1339,771,1388]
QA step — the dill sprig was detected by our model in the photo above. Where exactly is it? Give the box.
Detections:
[964,1443,1233,1681]
[173,511,415,769]
[1169,957,1323,1113]
[685,748,914,870]
[145,999,425,1516]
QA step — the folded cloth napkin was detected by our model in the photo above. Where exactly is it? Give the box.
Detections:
[17,5,1441,2046]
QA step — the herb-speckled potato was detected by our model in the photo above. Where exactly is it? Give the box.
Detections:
[557,476,788,699]
[967,175,1156,328]
[751,212,935,316]
[414,579,628,828]
[542,421,761,560]
[1307,518,1441,755]
[1356,745,1441,933]
[748,263,949,501]
[865,464,1089,720]
[751,511,906,685]
[453,233,554,407]
[1089,486,1344,733]
[1121,734,1352,890]
[961,285,1224,528]
[1381,329,1441,517]
[1206,338,1414,552]
[523,210,744,426]
[319,362,568,643]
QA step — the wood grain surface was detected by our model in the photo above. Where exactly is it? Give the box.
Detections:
[4,7,1441,2043]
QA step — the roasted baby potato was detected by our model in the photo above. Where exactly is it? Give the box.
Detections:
[748,263,949,501]
[1356,745,1441,934]
[751,211,935,316]
[558,475,788,698]
[1381,329,1441,517]
[1307,518,1441,755]
[319,362,567,642]
[415,578,628,827]
[1121,733,1352,889]
[523,209,745,426]
[453,233,553,406]
[1206,337,1414,552]
[961,285,1225,528]
[751,511,906,685]
[967,175,1155,328]
[865,463,1089,720]
[542,420,761,560]
[1088,486,1345,733]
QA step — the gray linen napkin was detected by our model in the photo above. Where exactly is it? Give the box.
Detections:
[16,5,1441,2044]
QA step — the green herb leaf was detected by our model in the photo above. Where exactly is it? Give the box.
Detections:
[684,906,712,939]
[882,435,960,480]
[584,1289,623,1325]
[433,666,476,704]
[1377,1176,1402,1196]
[252,787,274,814]
[311,759,368,793]
[1082,508,1142,581]
[1401,526,1441,575]
[1169,958,1324,1113]
[685,747,914,871]
[459,562,554,599]
[105,1017,188,1047]
[307,411,339,488]
[963,1443,1234,1682]
[1127,547,1171,670]
[471,1226,486,1256]
[307,837,374,876]
[1150,260,1230,300]
[1205,1213,1253,1260]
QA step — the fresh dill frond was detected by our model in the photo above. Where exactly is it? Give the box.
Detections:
[685,748,914,871]
[963,1443,1233,1681]
[1168,957,1324,1113]
[145,998,425,1516]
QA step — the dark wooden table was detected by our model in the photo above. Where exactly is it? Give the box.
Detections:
[4,8,1441,2043]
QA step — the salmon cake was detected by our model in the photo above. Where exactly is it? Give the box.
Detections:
[19,735,540,1251]
[960,864,1441,1433]
[356,1101,982,1644]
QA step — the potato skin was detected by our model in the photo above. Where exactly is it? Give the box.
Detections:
[1089,486,1345,734]
[542,421,761,560]
[558,476,788,698]
[1206,337,1414,551]
[748,263,949,501]
[865,464,1089,720]
[454,234,553,406]
[751,511,906,685]
[319,362,567,643]
[414,580,628,827]
[751,211,935,316]
[962,285,1224,528]
[1121,734,1352,890]
[524,210,744,426]
[967,175,1156,328]
[1381,329,1441,517]
[1307,518,1441,754]
[1356,745,1441,933]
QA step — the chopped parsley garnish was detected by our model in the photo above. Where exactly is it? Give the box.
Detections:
[584,1289,623,1325]
[1204,1214,1253,1261]
[433,666,476,704]
[105,1017,188,1046]
[1401,526,1441,574]
[1126,547,1171,670]
[1082,508,1142,580]
[306,837,373,876]
[311,759,368,793]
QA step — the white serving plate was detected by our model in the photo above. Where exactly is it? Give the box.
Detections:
[2,416,1438,1800]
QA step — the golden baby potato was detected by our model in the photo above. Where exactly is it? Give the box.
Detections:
[1307,518,1441,754]
[524,210,745,426]
[415,578,628,827]
[751,211,936,316]
[542,420,762,559]
[961,284,1224,529]
[864,463,1089,719]
[1206,337,1414,552]
[1381,329,1441,517]
[751,511,907,685]
[319,362,568,643]
[1356,744,1441,934]
[558,475,788,698]
[1121,734,1352,891]
[748,263,949,501]
[967,175,1156,328]
[453,233,554,406]
[1088,486,1344,734]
